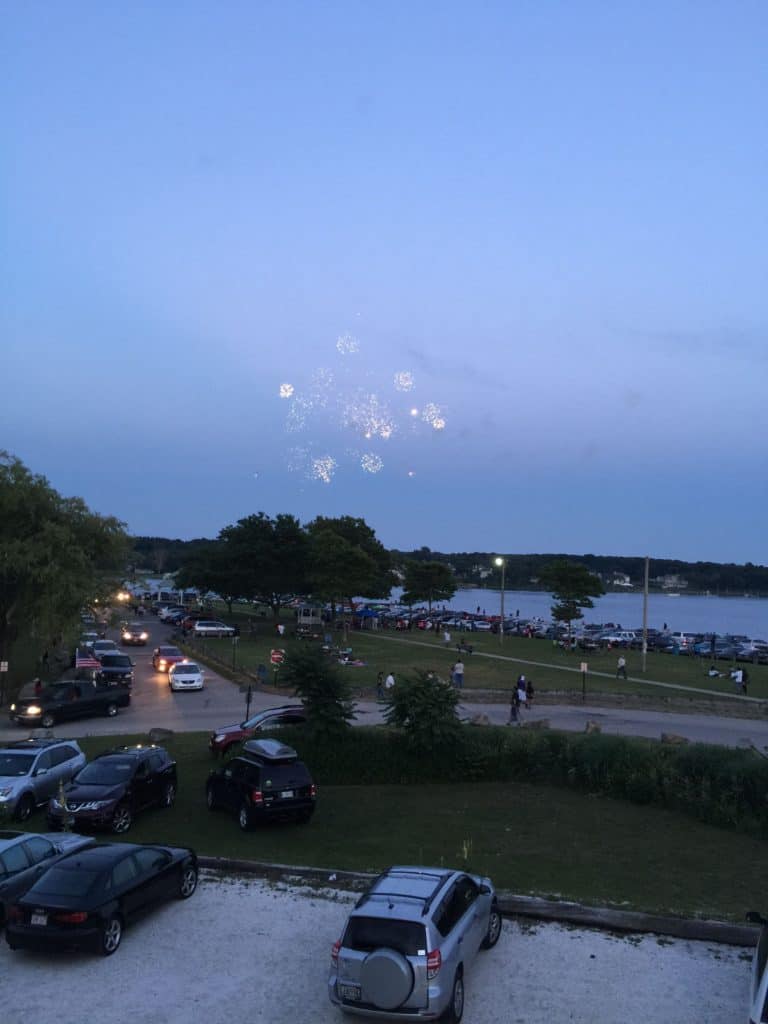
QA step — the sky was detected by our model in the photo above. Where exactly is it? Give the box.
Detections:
[3,1,767,563]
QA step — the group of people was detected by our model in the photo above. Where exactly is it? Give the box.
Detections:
[508,674,534,724]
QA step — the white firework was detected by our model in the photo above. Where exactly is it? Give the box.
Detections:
[361,453,384,474]
[311,456,337,483]
[393,371,415,392]
[336,332,360,355]
[279,383,294,399]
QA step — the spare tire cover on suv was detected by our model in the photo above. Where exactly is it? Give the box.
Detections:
[360,948,414,1010]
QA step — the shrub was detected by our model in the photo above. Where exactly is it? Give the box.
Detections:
[382,669,461,752]
[279,647,355,740]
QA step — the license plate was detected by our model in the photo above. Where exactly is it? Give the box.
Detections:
[31,913,47,927]
[339,984,361,1002]
[280,790,294,798]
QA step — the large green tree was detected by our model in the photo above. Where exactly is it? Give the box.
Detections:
[541,559,606,646]
[0,452,127,701]
[401,560,456,613]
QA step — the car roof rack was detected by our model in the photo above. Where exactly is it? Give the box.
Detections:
[355,867,453,916]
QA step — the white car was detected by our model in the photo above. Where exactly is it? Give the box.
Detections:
[747,911,768,1023]
[168,661,205,692]
[193,620,236,638]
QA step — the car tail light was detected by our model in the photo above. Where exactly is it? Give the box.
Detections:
[53,911,88,924]
[331,939,341,967]
[310,784,317,799]
[426,949,441,979]
[251,788,263,805]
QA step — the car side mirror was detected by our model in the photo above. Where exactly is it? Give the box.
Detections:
[35,768,49,777]
[478,884,491,895]
[746,911,767,925]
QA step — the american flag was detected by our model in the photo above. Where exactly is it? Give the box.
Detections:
[75,648,101,670]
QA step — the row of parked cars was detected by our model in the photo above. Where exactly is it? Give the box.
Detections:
[153,604,239,637]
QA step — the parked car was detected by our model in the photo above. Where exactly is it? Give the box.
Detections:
[208,704,308,757]
[0,830,95,927]
[9,681,130,730]
[92,640,120,660]
[747,910,768,1024]
[5,841,197,955]
[95,653,135,688]
[158,605,186,621]
[0,739,86,822]
[206,739,316,828]
[328,865,501,1020]
[47,745,177,834]
[193,620,236,638]
[78,632,102,649]
[152,645,185,672]
[168,661,204,692]
[120,623,149,646]
[164,610,187,626]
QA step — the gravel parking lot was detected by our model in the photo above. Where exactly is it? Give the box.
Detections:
[2,873,749,1023]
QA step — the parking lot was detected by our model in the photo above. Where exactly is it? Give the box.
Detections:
[1,873,749,1023]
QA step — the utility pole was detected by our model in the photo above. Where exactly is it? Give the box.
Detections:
[642,556,649,673]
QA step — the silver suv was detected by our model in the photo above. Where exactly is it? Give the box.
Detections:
[0,739,86,822]
[328,866,501,1022]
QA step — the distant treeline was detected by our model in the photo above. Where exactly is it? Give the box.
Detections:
[128,536,768,596]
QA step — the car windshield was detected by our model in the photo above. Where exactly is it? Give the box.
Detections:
[32,866,101,898]
[74,760,134,785]
[159,647,181,656]
[99,655,131,668]
[343,917,427,956]
[174,663,199,674]
[0,753,34,776]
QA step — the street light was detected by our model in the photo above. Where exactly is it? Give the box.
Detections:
[494,557,505,645]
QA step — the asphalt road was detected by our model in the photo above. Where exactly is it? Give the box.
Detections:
[3,618,768,750]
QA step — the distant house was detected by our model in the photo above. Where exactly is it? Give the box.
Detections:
[612,573,633,588]
[653,574,689,590]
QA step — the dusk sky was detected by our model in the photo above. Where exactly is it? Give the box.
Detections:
[3,2,766,563]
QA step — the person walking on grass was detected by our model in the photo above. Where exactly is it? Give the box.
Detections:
[508,687,520,725]
[451,658,465,689]
[616,654,627,680]
[526,678,535,706]
[376,671,384,699]
[517,676,527,709]
[384,671,396,692]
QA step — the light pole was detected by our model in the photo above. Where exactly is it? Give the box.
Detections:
[494,557,505,645]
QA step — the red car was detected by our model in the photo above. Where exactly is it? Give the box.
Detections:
[152,645,185,672]
[209,705,307,756]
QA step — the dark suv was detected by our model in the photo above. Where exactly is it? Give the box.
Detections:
[95,653,135,688]
[206,739,316,829]
[47,745,177,834]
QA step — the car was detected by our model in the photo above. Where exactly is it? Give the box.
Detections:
[47,744,177,834]
[208,704,308,756]
[180,611,215,632]
[168,661,205,692]
[328,865,501,1020]
[5,841,197,955]
[0,739,86,822]
[158,605,186,621]
[78,631,102,649]
[164,610,187,626]
[206,739,316,828]
[9,680,131,729]
[95,653,135,688]
[152,645,185,672]
[0,830,95,927]
[120,623,149,646]
[193,620,236,638]
[598,631,636,647]
[92,639,120,659]
[747,910,768,1023]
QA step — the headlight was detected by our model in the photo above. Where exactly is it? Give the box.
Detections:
[140,633,148,640]
[9,703,15,711]
[50,797,62,809]
[214,735,226,743]
[0,786,13,798]
[122,632,130,640]
[78,800,111,811]
[26,705,42,716]
[159,660,166,669]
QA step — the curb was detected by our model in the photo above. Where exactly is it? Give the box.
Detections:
[197,855,757,948]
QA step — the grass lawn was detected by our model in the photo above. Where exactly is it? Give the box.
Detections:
[20,730,763,921]
[186,614,768,704]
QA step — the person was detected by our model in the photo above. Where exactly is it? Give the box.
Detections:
[443,629,451,646]
[33,677,43,697]
[526,679,535,705]
[376,671,384,699]
[616,655,627,680]
[384,671,395,691]
[276,622,286,637]
[452,659,465,689]
[508,687,520,725]
[707,664,721,678]
[732,667,743,692]
[742,668,750,695]
[517,677,527,709]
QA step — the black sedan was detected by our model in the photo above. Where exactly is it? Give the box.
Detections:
[0,831,94,928]
[5,842,197,955]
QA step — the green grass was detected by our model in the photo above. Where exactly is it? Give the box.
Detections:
[19,729,764,921]
[185,616,768,704]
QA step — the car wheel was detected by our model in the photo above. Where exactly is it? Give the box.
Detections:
[440,971,464,1023]
[105,703,118,718]
[481,903,502,949]
[238,802,251,830]
[41,713,55,729]
[15,793,35,823]
[111,804,132,833]
[100,914,122,956]
[178,863,198,899]
[206,784,218,811]
[162,782,176,807]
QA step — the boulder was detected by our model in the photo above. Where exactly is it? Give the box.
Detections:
[584,721,602,734]
[468,713,491,727]
[661,732,689,745]
[148,727,175,744]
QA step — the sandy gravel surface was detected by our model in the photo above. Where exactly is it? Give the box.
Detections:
[2,873,750,1024]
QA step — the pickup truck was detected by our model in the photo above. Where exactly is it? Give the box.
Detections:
[8,680,131,729]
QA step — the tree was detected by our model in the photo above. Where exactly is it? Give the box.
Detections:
[541,559,605,647]
[383,669,461,750]
[401,560,456,613]
[175,542,240,614]
[0,452,127,702]
[279,646,355,739]
[307,516,396,635]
